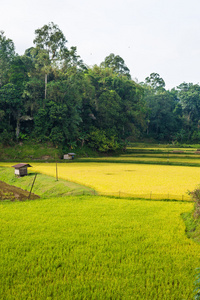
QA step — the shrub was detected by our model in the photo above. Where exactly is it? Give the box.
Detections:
[189,187,200,219]
[194,268,200,300]
[88,128,120,152]
[0,129,15,145]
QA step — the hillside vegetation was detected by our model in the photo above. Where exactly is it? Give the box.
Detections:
[1,23,200,153]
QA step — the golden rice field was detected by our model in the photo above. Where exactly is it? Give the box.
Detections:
[80,155,200,165]
[1,162,199,199]
[127,146,197,151]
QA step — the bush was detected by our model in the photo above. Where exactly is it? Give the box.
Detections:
[88,129,120,152]
[49,127,65,146]
[0,129,15,145]
[192,131,200,143]
[194,268,200,300]
[189,187,200,219]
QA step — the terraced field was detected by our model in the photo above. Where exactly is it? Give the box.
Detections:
[79,148,200,166]
[2,145,200,200]
[1,145,200,299]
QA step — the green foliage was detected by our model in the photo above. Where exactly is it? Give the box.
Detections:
[33,108,49,140]
[146,91,176,140]
[188,187,200,219]
[50,126,65,145]
[85,65,146,140]
[97,90,121,129]
[2,23,200,149]
[0,24,146,149]
[100,53,131,79]
[33,22,67,61]
[192,131,200,143]
[0,141,62,160]
[88,128,120,152]
[0,129,14,145]
[9,55,28,88]
[181,209,200,290]
[0,31,15,86]
[144,72,165,91]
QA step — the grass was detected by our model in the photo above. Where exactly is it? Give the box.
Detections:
[1,141,200,161]
[127,142,200,150]
[0,141,62,161]
[0,166,95,198]
[77,148,200,167]
[0,196,199,299]
[182,209,200,244]
[78,156,200,167]
[0,142,98,161]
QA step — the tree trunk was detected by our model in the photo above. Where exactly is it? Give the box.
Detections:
[45,73,47,100]
[16,116,20,141]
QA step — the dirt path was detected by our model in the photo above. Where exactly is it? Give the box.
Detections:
[0,180,40,201]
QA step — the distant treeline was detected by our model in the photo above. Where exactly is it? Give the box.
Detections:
[0,22,200,151]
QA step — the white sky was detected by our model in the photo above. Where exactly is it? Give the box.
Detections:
[1,0,200,89]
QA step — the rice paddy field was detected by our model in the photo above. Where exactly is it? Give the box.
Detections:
[1,145,200,299]
[79,150,200,166]
[0,196,200,299]
[0,161,198,200]
[31,163,200,199]
[80,154,200,165]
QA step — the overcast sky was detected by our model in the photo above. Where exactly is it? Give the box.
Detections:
[1,0,200,89]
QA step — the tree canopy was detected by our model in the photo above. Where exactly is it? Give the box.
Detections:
[1,23,200,150]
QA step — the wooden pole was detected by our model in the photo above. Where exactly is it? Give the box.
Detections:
[56,162,58,181]
[55,153,58,181]
[28,174,37,200]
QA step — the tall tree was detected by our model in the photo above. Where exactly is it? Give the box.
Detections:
[100,53,131,79]
[144,72,165,92]
[61,46,86,73]
[33,22,67,61]
[176,83,200,141]
[0,31,15,87]
[177,83,200,124]
[0,55,30,140]
[85,66,146,142]
[142,74,178,140]
[33,22,67,99]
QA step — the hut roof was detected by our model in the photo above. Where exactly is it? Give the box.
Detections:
[12,163,32,169]
[68,153,76,156]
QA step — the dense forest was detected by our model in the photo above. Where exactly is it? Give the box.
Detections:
[1,22,200,152]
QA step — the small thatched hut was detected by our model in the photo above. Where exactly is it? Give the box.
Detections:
[12,163,32,176]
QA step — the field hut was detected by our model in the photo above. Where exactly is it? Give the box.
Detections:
[12,163,32,177]
[63,153,76,160]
